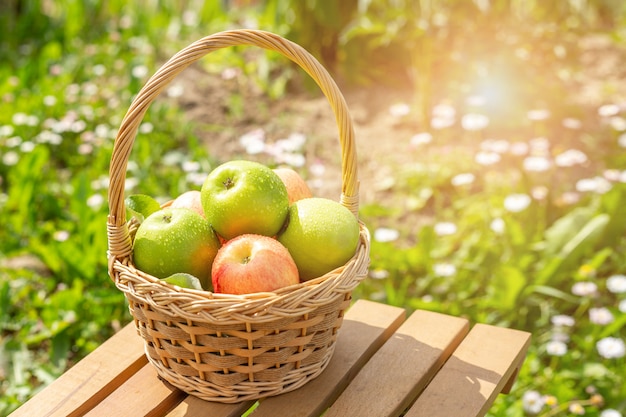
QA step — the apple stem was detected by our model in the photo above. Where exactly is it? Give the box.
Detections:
[242,256,251,264]
[223,177,235,190]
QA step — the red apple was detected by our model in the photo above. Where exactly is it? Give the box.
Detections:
[171,190,204,217]
[273,167,313,205]
[212,234,299,294]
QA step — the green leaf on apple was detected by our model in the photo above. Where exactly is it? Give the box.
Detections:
[162,273,204,290]
[125,194,161,222]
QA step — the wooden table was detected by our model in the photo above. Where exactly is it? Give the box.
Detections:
[11,299,531,417]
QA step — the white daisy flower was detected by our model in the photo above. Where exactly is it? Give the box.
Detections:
[589,307,614,325]
[606,274,626,294]
[503,194,531,213]
[546,340,567,356]
[522,390,545,415]
[551,314,575,327]
[434,222,457,236]
[600,409,623,417]
[451,173,475,187]
[572,281,597,297]
[433,263,456,277]
[374,227,400,243]
[461,113,489,131]
[596,337,625,359]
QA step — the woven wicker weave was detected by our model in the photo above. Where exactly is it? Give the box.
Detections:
[107,29,370,403]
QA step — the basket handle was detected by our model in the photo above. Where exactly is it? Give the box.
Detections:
[107,29,359,261]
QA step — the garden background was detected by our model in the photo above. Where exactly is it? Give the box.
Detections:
[1,1,626,416]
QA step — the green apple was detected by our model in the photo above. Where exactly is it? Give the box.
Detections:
[212,234,299,294]
[201,160,289,240]
[277,198,360,281]
[132,207,221,290]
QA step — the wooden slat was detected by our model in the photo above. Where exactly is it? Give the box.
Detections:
[324,309,470,417]
[249,299,406,417]
[12,300,531,417]
[83,364,186,417]
[10,322,146,417]
[404,324,532,417]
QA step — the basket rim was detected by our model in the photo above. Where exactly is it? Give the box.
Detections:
[110,222,370,323]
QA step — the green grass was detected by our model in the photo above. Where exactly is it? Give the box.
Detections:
[1,1,626,416]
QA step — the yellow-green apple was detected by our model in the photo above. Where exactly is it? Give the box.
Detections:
[273,167,313,205]
[201,160,289,240]
[171,190,204,217]
[132,207,221,290]
[211,234,299,294]
[277,198,360,281]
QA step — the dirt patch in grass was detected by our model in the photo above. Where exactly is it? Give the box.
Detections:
[170,32,626,221]
[172,64,434,205]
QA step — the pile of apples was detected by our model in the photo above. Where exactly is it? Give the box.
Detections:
[129,160,360,295]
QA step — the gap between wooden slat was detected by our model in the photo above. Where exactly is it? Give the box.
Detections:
[248,299,406,417]
[404,324,531,417]
[82,364,186,417]
[324,309,470,417]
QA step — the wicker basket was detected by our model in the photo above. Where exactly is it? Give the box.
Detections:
[106,29,370,403]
